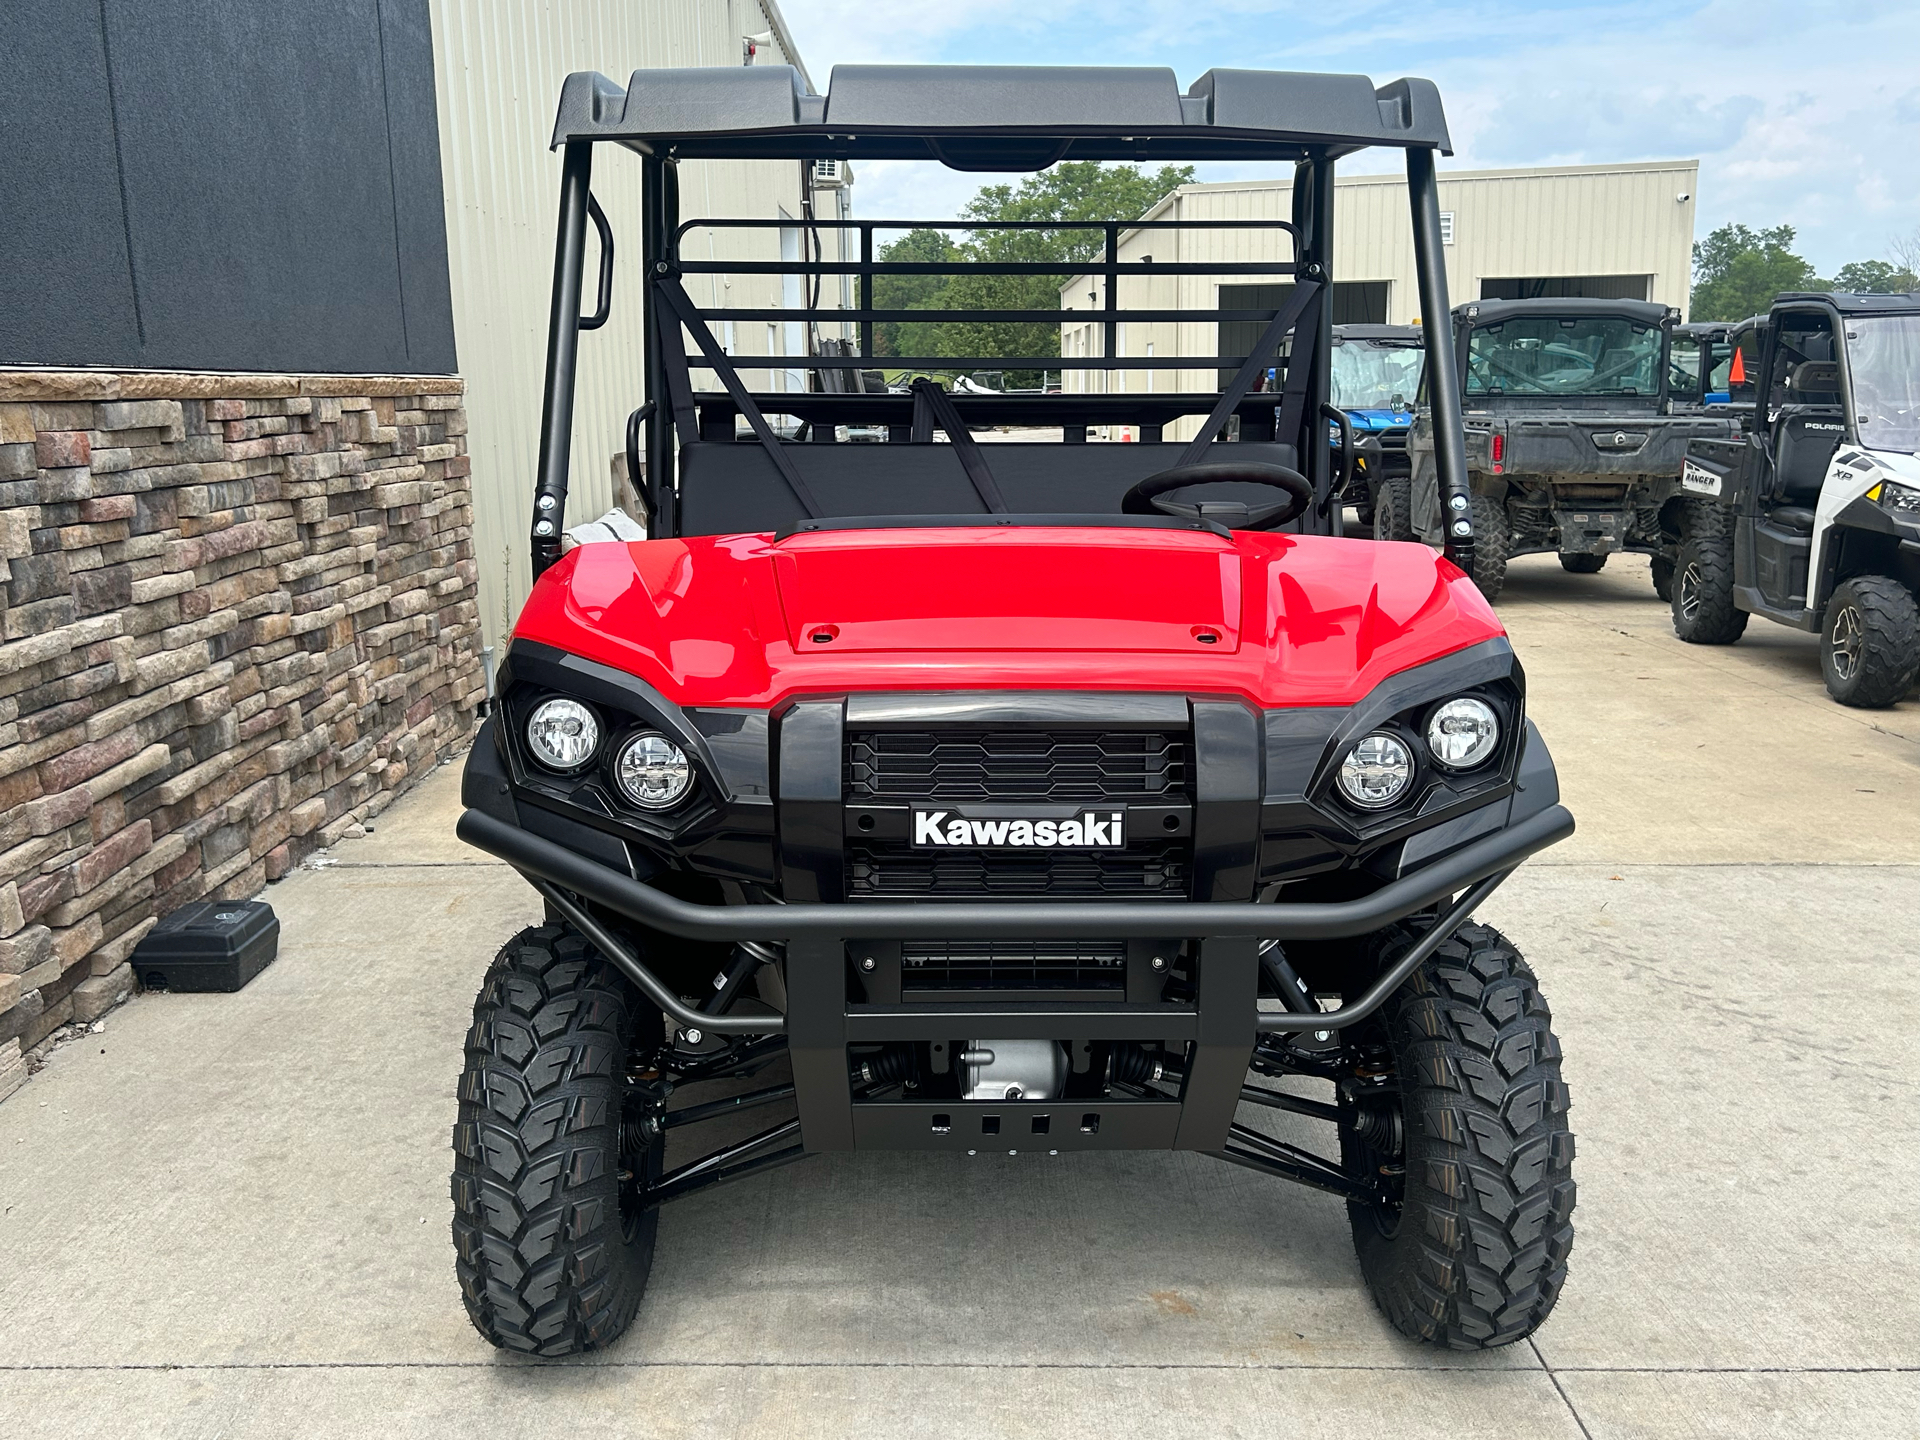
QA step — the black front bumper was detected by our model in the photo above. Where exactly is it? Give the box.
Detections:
[456,800,1572,1153]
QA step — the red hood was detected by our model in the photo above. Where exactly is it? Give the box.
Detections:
[511,527,1504,708]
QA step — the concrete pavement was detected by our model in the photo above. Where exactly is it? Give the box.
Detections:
[1,550,1916,1437]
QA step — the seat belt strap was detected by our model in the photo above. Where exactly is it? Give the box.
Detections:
[908,378,1009,514]
[1178,280,1323,468]
[654,304,701,448]
[653,277,826,519]
[1271,287,1324,467]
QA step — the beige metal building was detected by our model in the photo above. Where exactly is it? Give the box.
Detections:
[1061,160,1699,435]
[427,0,847,645]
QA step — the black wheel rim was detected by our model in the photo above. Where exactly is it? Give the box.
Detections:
[1830,604,1863,680]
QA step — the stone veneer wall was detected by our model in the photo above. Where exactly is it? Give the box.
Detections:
[0,370,486,1101]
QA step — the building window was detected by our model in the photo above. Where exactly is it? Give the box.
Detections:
[1440,212,1455,246]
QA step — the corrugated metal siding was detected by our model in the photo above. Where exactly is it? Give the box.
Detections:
[1063,161,1700,439]
[428,0,819,644]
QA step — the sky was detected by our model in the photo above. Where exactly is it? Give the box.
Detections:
[774,0,1920,279]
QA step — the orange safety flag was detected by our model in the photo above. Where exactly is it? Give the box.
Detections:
[1729,348,1746,385]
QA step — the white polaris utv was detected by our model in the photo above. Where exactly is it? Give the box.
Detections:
[1672,292,1920,706]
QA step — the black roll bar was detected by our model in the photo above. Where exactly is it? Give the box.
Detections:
[1406,146,1473,573]
[531,142,594,576]
[527,129,1469,569]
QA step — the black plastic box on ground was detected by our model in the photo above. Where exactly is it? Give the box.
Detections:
[133,901,280,992]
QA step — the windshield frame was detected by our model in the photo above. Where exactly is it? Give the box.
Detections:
[1459,313,1669,402]
[1844,313,1920,455]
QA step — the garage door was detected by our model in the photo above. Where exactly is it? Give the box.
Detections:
[1479,275,1651,302]
[1218,282,1388,385]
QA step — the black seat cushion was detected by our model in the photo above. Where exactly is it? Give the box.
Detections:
[1771,410,1844,506]
[677,440,1302,537]
[1767,506,1816,534]
[1787,360,1841,401]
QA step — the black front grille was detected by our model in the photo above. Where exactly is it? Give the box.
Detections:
[847,729,1186,804]
[848,841,1188,899]
[901,940,1125,993]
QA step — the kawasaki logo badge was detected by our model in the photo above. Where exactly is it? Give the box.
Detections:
[912,808,1127,849]
[1681,460,1722,496]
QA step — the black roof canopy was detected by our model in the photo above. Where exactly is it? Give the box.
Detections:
[1774,291,1920,317]
[1458,297,1673,328]
[552,64,1452,166]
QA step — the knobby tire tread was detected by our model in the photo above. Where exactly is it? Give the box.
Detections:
[1349,922,1576,1349]
[451,924,659,1356]
[1373,475,1415,543]
[1670,503,1747,645]
[1822,575,1920,707]
[1470,495,1509,601]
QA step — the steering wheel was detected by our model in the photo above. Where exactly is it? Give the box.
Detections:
[1121,461,1314,531]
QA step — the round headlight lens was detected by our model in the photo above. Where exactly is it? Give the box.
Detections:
[1338,732,1413,809]
[1426,697,1500,771]
[615,732,693,810]
[526,698,599,771]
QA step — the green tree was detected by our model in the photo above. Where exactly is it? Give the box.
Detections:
[939,162,1195,383]
[1690,224,1821,321]
[1830,258,1919,294]
[872,227,958,358]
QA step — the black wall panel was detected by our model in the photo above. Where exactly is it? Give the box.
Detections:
[0,0,456,374]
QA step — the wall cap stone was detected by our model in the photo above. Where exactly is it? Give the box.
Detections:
[0,369,465,402]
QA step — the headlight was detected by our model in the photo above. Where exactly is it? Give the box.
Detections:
[1338,732,1413,809]
[1871,480,1920,515]
[1426,697,1500,770]
[614,732,693,810]
[526,697,599,771]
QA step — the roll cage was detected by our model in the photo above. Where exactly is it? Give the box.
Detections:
[528,64,1474,573]
[1743,292,1920,440]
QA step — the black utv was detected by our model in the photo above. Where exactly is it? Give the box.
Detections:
[1387,298,1740,599]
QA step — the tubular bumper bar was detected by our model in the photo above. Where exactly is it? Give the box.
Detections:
[457,803,1571,943]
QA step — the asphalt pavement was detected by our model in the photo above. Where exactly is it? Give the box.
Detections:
[1,550,1915,1438]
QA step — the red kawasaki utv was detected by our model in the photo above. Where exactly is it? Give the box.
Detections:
[452,63,1577,1357]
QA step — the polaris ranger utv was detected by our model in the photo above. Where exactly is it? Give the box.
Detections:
[1672,291,1920,706]
[1329,323,1425,527]
[1389,298,1739,600]
[451,62,1578,1358]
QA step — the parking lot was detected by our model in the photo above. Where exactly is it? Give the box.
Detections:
[1,551,1915,1439]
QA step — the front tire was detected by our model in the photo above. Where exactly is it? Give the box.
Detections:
[452,924,664,1355]
[1343,922,1576,1349]
[1468,495,1510,601]
[1670,520,1747,645]
[1558,552,1607,574]
[1650,555,1675,602]
[1373,475,1414,543]
[1821,576,1920,707]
